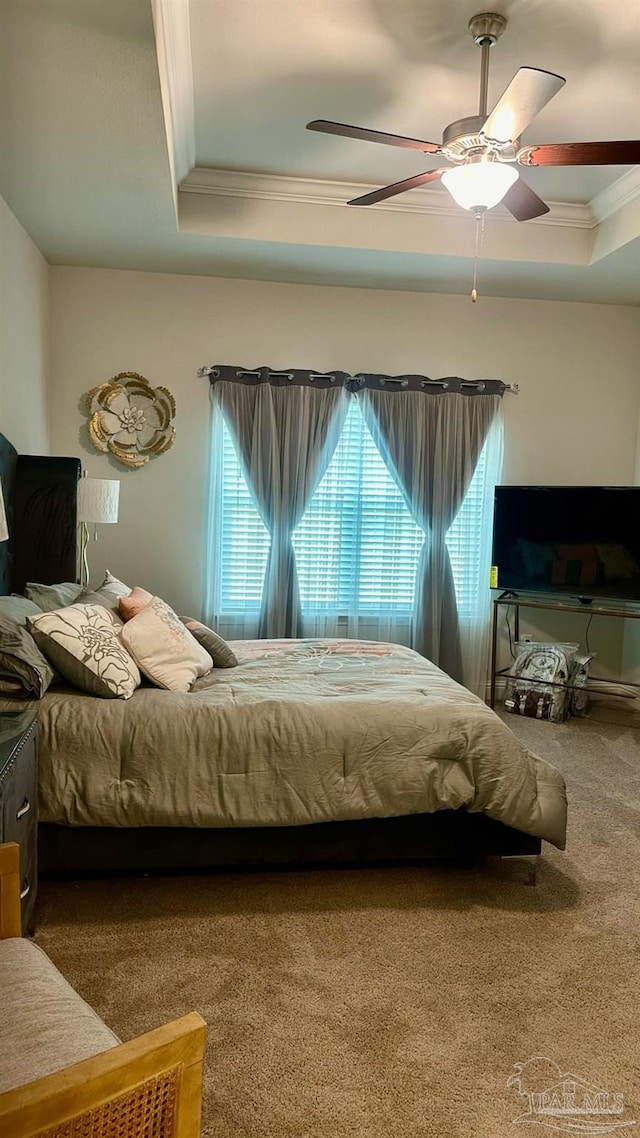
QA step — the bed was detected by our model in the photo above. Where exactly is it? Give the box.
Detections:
[0,433,567,878]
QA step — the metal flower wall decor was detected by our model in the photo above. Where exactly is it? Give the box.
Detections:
[86,373,176,469]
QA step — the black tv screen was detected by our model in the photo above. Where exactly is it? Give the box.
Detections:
[492,486,640,601]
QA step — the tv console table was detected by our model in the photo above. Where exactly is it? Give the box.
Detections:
[489,593,640,709]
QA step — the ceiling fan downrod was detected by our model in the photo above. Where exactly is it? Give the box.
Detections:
[466,11,508,302]
[468,12,507,118]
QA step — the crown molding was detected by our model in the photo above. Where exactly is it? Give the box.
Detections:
[180,167,596,230]
[151,0,195,189]
[590,166,640,224]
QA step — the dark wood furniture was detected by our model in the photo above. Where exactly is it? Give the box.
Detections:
[0,711,38,930]
[490,592,640,708]
[0,432,80,595]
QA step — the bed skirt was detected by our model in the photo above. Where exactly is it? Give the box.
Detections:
[39,811,541,877]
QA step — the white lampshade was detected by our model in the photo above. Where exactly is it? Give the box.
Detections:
[77,477,120,524]
[0,481,8,543]
[441,161,518,212]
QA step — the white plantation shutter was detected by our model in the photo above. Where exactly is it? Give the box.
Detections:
[219,418,269,614]
[217,401,492,625]
[293,399,424,613]
[445,447,488,617]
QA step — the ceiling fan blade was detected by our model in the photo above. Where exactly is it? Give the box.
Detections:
[348,169,444,206]
[482,67,565,144]
[306,120,441,154]
[501,177,549,221]
[519,140,640,167]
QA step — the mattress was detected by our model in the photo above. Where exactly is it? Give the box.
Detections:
[27,639,566,846]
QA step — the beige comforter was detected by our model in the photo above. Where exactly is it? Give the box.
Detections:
[29,639,566,846]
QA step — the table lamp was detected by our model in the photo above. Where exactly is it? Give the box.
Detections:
[77,475,120,587]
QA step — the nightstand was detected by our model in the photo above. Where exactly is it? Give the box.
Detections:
[0,710,38,933]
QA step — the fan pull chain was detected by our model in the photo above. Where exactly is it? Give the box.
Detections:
[471,210,485,302]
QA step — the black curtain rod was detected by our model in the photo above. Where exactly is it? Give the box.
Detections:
[197,365,519,394]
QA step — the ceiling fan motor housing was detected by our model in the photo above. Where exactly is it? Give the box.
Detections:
[442,115,486,158]
[441,116,518,163]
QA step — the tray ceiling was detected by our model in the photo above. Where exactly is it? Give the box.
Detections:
[0,0,639,304]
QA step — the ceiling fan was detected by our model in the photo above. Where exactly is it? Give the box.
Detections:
[306,11,640,221]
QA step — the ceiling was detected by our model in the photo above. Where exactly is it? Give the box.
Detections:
[1,0,639,304]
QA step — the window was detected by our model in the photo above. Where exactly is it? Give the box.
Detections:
[216,399,490,620]
[292,400,424,613]
[218,420,270,615]
[445,449,488,617]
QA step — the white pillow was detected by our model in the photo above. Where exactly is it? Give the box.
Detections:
[27,604,141,699]
[120,596,213,692]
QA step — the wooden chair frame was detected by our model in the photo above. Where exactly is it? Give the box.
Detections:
[0,843,206,1138]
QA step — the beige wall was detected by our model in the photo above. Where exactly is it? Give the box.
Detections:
[0,195,49,453]
[49,267,640,665]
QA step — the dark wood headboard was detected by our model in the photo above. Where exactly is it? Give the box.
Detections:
[0,432,81,594]
[0,433,18,594]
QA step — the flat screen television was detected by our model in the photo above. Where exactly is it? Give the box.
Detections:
[492,486,640,602]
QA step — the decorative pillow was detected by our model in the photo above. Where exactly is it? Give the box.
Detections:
[25,581,83,612]
[74,589,118,612]
[27,604,140,699]
[0,595,42,626]
[102,570,132,598]
[0,612,55,698]
[76,571,133,613]
[119,587,153,621]
[179,618,238,668]
[121,598,213,692]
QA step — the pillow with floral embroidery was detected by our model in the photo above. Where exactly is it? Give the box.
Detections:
[27,604,140,699]
[121,597,212,692]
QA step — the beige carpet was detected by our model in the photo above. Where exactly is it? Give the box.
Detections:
[34,714,640,1137]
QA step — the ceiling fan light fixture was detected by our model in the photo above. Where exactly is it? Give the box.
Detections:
[441,160,518,212]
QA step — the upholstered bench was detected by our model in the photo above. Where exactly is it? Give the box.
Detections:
[0,843,206,1138]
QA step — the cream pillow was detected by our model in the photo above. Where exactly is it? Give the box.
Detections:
[121,597,213,692]
[27,604,140,699]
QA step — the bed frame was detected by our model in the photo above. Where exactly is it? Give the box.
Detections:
[0,431,541,882]
[39,814,540,879]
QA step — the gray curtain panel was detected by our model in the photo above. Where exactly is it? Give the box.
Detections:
[214,379,350,637]
[359,389,502,681]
